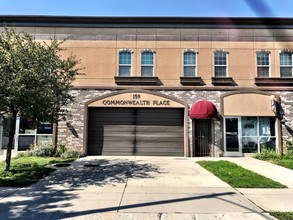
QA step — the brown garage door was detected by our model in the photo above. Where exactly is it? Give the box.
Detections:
[87,108,184,156]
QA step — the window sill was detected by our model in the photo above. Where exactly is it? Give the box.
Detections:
[255,77,293,86]
[115,76,162,85]
[180,77,205,86]
[211,77,237,86]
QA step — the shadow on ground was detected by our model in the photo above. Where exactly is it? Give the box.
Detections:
[45,158,163,188]
[0,158,163,219]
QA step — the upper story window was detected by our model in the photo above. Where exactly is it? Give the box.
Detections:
[214,50,228,77]
[183,51,196,77]
[118,50,132,76]
[280,50,293,77]
[141,51,154,77]
[257,51,270,77]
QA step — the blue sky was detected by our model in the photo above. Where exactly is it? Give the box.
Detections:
[0,0,292,17]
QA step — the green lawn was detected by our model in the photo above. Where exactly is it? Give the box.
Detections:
[0,156,75,187]
[270,212,293,220]
[253,147,293,170]
[197,160,287,188]
[254,156,293,170]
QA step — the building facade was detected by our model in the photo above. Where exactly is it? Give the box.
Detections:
[0,16,293,157]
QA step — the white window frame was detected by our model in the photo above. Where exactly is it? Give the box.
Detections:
[214,50,229,77]
[182,49,197,77]
[256,50,271,77]
[224,116,276,156]
[280,50,293,77]
[118,49,133,77]
[141,49,155,77]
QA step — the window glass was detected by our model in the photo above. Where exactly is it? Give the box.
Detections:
[280,52,292,65]
[141,51,154,77]
[242,117,257,136]
[119,51,131,65]
[242,137,258,153]
[37,122,53,134]
[214,51,227,77]
[259,117,275,136]
[19,119,35,134]
[214,51,227,65]
[257,52,270,77]
[260,137,276,151]
[183,52,196,77]
[280,52,293,77]
[119,51,131,76]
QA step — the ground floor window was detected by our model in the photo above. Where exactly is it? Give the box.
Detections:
[18,119,53,150]
[225,116,276,154]
[1,116,53,151]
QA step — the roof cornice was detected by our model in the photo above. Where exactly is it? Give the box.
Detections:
[0,15,293,28]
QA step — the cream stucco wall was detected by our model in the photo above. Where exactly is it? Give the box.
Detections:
[12,26,293,88]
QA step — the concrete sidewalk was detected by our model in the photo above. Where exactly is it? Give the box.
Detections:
[0,156,277,220]
[193,156,293,212]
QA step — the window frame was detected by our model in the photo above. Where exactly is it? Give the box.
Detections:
[256,50,271,78]
[118,49,133,77]
[214,50,229,77]
[141,49,155,77]
[182,50,197,77]
[280,50,293,77]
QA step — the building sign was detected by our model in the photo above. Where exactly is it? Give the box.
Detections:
[88,92,184,108]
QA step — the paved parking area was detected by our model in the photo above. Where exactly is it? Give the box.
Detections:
[0,156,279,219]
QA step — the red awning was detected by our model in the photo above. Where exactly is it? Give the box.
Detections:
[190,100,217,119]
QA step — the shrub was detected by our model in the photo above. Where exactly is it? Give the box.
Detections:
[29,141,54,157]
[16,150,30,158]
[56,144,67,157]
[60,149,83,159]
[284,139,293,158]
[254,147,279,160]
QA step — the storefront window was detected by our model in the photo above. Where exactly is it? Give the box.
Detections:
[225,116,276,154]
[18,119,53,150]
[259,117,275,151]
[241,117,275,153]
[242,117,258,153]
[259,117,275,136]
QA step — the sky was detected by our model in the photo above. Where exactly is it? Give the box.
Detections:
[0,0,292,17]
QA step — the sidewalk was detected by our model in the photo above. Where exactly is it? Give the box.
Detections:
[0,156,277,220]
[193,156,293,212]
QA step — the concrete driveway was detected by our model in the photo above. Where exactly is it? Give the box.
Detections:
[0,156,275,220]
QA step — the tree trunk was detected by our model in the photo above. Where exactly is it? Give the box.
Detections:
[4,111,18,171]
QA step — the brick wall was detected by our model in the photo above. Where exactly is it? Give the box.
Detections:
[58,89,291,156]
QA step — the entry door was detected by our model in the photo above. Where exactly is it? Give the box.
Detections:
[193,119,212,157]
[224,117,242,156]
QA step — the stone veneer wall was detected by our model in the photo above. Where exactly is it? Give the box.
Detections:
[276,91,293,151]
[160,90,222,156]
[57,89,223,156]
[57,89,292,156]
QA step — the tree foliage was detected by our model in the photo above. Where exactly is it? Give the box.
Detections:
[0,27,81,171]
[0,27,80,122]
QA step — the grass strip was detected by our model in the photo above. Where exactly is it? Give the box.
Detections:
[197,160,287,188]
[269,212,293,220]
[0,156,75,187]
[255,157,293,170]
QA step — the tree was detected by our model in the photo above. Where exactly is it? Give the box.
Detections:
[0,27,81,171]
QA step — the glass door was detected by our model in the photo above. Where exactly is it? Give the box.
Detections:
[224,117,242,156]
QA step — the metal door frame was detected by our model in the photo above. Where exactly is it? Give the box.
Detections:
[224,117,242,156]
[193,119,212,157]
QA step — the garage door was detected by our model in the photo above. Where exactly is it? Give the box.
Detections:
[87,108,184,156]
